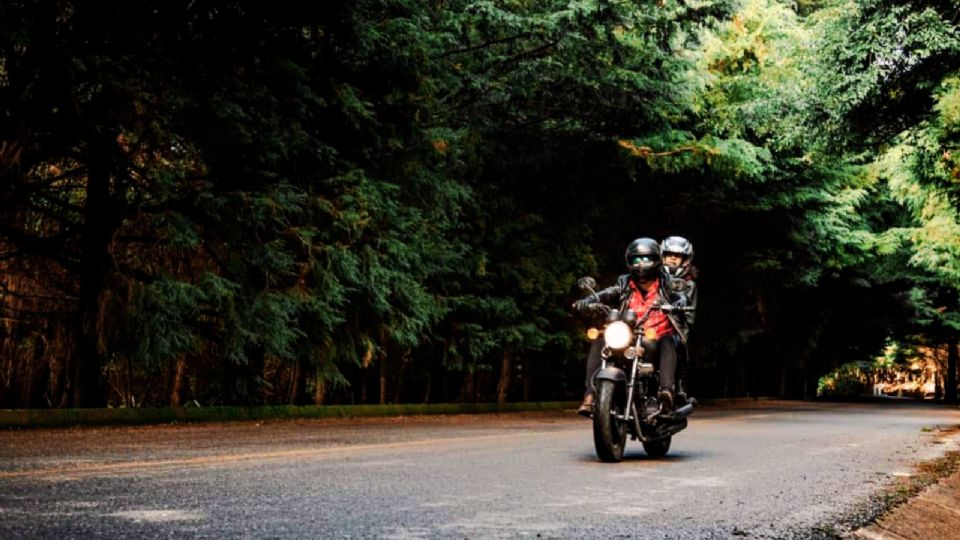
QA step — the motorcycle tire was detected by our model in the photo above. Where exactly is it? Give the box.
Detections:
[593,379,627,463]
[642,437,671,458]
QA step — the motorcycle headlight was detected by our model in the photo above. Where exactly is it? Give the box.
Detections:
[604,321,632,350]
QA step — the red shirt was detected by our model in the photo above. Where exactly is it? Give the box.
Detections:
[627,278,674,340]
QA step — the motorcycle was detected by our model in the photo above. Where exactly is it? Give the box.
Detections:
[576,276,696,462]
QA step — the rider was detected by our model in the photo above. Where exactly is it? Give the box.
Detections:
[573,237,682,416]
[660,236,697,402]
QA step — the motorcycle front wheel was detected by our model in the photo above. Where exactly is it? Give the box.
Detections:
[593,379,628,462]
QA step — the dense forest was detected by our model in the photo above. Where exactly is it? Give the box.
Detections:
[1,0,958,409]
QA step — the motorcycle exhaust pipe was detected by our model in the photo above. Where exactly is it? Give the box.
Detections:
[662,398,697,423]
[653,417,688,439]
[672,402,695,419]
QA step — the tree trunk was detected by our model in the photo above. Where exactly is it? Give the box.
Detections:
[360,367,367,404]
[935,366,942,401]
[378,328,388,405]
[394,352,409,404]
[74,268,110,407]
[48,325,70,408]
[314,365,327,405]
[422,372,432,404]
[286,361,297,404]
[301,358,313,405]
[170,355,186,407]
[461,370,475,403]
[779,363,787,398]
[379,353,388,405]
[496,346,513,405]
[73,137,117,408]
[125,354,135,407]
[947,339,958,404]
[522,357,532,402]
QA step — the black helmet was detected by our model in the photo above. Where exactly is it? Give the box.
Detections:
[661,236,694,278]
[624,237,661,280]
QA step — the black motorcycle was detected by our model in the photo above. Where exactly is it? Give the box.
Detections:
[577,277,696,462]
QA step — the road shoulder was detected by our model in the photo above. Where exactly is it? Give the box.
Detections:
[852,468,960,539]
[850,429,960,540]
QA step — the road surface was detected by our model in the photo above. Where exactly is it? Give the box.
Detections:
[1,400,959,538]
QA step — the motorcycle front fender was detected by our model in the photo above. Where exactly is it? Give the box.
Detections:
[594,366,627,383]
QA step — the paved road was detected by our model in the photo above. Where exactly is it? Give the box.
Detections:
[1,401,959,539]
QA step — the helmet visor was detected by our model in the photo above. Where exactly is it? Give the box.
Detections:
[627,254,658,267]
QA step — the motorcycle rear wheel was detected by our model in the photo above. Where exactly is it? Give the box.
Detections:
[593,380,628,462]
[642,437,671,458]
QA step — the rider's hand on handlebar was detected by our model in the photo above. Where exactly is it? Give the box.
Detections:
[572,299,595,312]
[573,299,611,315]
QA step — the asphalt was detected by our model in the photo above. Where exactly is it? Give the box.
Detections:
[1,400,959,539]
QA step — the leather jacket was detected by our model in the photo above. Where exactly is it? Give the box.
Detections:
[579,270,696,343]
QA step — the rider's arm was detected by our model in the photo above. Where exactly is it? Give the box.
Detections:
[593,274,629,303]
[573,277,626,312]
[593,283,622,306]
[664,276,697,328]
[683,281,697,328]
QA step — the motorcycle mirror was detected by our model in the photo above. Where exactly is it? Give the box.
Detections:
[576,277,597,291]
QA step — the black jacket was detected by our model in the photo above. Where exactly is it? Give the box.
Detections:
[580,271,696,343]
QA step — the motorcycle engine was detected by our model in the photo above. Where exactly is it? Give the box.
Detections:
[642,396,660,418]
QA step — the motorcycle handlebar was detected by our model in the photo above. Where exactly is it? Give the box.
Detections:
[573,302,692,321]
[589,303,612,314]
[660,305,695,313]
[571,302,612,315]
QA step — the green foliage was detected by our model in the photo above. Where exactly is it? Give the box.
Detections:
[800,0,960,375]
[818,361,872,397]
[3,0,960,407]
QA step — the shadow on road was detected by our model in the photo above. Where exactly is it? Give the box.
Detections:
[575,450,708,464]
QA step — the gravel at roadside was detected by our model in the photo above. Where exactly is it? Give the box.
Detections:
[850,427,960,540]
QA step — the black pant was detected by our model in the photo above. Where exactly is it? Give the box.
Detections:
[584,336,677,397]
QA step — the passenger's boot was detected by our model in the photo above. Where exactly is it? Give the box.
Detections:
[675,380,688,407]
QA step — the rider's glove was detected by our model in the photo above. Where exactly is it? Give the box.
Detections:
[572,298,596,312]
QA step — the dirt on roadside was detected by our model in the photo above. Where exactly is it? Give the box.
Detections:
[849,426,960,540]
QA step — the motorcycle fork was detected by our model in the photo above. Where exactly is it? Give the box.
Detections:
[620,357,646,441]
[601,349,646,441]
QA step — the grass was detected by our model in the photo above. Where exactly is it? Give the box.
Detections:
[0,401,580,429]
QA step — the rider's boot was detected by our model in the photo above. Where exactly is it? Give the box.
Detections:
[577,392,595,418]
[658,388,674,413]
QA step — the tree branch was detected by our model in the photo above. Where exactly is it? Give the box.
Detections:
[433,32,534,59]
